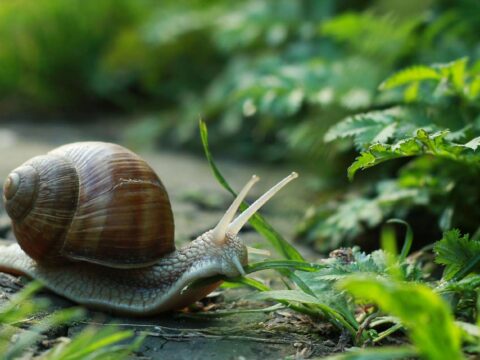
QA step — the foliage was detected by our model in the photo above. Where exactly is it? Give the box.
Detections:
[434,229,480,281]
[2,0,479,163]
[306,57,480,250]
[340,276,463,360]
[347,129,480,180]
[0,282,143,359]
[1,1,480,358]
[43,326,144,360]
[0,0,146,109]
[123,0,480,159]
[199,131,480,357]
[300,179,429,251]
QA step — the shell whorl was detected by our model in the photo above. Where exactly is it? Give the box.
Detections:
[4,154,80,263]
[4,165,39,221]
[3,142,175,268]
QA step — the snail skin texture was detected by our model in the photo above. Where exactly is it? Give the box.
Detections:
[0,142,298,316]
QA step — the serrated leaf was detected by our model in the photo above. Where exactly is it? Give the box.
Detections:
[347,139,421,180]
[324,110,398,149]
[347,129,480,180]
[434,229,480,280]
[347,152,376,180]
[295,247,419,330]
[299,248,390,284]
[380,66,442,90]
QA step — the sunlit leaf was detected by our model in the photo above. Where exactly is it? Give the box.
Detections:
[341,276,463,360]
[380,66,442,90]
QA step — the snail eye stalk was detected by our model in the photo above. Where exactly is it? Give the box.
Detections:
[211,175,259,245]
[227,172,298,236]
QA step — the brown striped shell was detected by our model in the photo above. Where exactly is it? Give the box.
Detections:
[2,142,175,268]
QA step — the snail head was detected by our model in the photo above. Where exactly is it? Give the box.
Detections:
[209,172,298,277]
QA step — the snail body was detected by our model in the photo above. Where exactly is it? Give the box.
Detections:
[0,142,297,315]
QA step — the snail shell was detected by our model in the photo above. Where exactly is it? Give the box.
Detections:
[2,142,174,268]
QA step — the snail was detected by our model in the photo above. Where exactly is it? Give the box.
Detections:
[0,142,297,315]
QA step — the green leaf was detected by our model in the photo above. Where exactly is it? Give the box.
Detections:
[347,152,376,180]
[245,260,325,273]
[295,247,416,333]
[386,219,413,261]
[320,12,419,63]
[437,57,468,92]
[468,76,480,98]
[434,229,480,280]
[324,110,398,149]
[300,248,391,283]
[199,120,304,261]
[380,65,442,90]
[341,276,463,360]
[347,139,421,180]
[347,129,480,180]
[404,81,420,102]
[465,136,480,151]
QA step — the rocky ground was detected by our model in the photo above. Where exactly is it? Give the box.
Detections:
[0,121,340,359]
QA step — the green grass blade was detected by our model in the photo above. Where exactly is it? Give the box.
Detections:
[180,304,285,317]
[387,219,413,261]
[0,281,44,324]
[199,120,304,261]
[45,326,144,360]
[285,271,317,297]
[189,260,323,294]
[64,331,134,360]
[452,254,480,281]
[6,308,84,359]
[224,276,270,291]
[245,260,325,273]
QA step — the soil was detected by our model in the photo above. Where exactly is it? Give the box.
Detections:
[0,121,342,359]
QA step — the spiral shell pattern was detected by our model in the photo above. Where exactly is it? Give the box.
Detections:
[3,142,175,268]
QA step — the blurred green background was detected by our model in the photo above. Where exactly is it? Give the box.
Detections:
[0,0,479,252]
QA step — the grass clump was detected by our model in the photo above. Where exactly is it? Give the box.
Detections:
[0,281,143,359]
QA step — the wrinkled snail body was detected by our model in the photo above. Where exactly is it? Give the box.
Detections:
[0,142,297,315]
